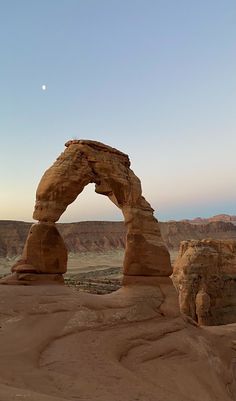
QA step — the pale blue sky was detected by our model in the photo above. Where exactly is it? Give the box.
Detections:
[0,0,235,222]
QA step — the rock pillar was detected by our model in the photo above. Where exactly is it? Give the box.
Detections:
[0,222,67,285]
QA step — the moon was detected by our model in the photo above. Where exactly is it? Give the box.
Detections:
[42,84,47,91]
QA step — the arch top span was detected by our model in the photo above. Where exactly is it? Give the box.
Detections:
[33,139,141,223]
[0,140,171,285]
[65,139,131,161]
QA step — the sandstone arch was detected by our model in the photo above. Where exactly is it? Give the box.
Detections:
[1,140,171,285]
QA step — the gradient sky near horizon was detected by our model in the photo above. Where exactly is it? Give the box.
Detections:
[0,0,235,223]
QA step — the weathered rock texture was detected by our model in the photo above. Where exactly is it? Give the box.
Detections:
[0,222,67,285]
[33,139,171,277]
[0,283,235,401]
[172,239,236,325]
[12,223,67,274]
[1,140,170,284]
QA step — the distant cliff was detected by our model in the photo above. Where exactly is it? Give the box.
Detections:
[0,221,30,258]
[181,214,236,225]
[159,221,236,250]
[0,221,126,258]
[0,217,236,258]
[59,221,126,253]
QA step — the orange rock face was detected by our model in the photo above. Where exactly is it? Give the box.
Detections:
[1,139,171,284]
[172,239,236,325]
[2,222,68,285]
[33,139,171,277]
[12,222,67,274]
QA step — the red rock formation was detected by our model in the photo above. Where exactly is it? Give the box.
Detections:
[33,139,171,277]
[1,140,170,284]
[172,239,236,325]
[0,222,67,285]
[12,222,67,274]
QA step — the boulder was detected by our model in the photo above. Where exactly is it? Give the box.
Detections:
[1,222,67,285]
[12,222,67,274]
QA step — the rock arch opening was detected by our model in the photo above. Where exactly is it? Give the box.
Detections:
[60,182,123,223]
[59,183,125,278]
[0,140,171,285]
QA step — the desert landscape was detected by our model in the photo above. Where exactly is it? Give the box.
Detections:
[1,1,235,399]
[0,140,236,401]
[1,216,236,294]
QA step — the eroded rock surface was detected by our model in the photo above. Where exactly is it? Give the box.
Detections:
[0,140,170,284]
[33,139,170,276]
[0,222,67,285]
[12,223,67,274]
[172,239,236,325]
[0,282,235,401]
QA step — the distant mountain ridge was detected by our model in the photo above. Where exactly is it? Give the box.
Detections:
[180,214,236,225]
[0,214,236,259]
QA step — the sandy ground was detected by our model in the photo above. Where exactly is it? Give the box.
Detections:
[67,250,124,274]
[0,278,235,401]
[0,250,124,276]
[0,250,178,295]
[0,249,177,276]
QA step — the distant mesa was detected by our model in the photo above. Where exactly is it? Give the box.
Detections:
[180,214,236,225]
[1,217,236,258]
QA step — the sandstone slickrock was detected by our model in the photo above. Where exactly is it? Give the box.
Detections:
[1,139,236,400]
[172,239,236,325]
[0,284,235,401]
[0,139,170,284]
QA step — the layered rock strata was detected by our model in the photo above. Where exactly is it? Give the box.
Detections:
[1,220,236,259]
[172,239,236,325]
[1,139,170,284]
